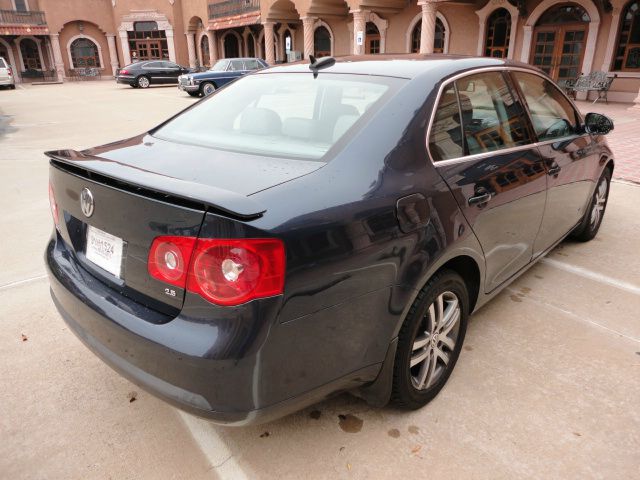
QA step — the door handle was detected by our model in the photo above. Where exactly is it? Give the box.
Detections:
[468,191,492,206]
[548,165,562,176]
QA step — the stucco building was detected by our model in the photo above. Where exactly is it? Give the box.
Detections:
[1,0,639,102]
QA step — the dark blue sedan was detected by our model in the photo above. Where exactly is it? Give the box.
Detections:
[178,57,268,97]
[46,55,614,425]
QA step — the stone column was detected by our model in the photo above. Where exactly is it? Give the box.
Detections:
[263,21,276,65]
[418,0,437,55]
[351,10,367,55]
[166,29,176,62]
[106,34,119,76]
[207,30,218,66]
[49,34,65,82]
[186,32,197,68]
[301,16,316,60]
[118,30,131,65]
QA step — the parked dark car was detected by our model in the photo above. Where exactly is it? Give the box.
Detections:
[46,55,614,425]
[178,57,268,97]
[116,60,191,88]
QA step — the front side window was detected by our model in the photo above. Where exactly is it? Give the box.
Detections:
[229,60,245,71]
[154,73,399,161]
[513,72,579,141]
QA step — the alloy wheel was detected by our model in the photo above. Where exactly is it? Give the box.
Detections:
[138,76,150,88]
[590,177,608,228]
[410,291,461,390]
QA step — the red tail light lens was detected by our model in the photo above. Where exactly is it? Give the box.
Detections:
[7,67,12,77]
[187,239,286,306]
[48,182,59,229]
[147,237,286,306]
[120,69,129,75]
[148,236,197,288]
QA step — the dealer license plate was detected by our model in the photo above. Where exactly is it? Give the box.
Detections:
[85,225,124,278]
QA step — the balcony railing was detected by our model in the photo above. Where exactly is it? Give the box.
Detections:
[0,9,47,25]
[208,0,260,20]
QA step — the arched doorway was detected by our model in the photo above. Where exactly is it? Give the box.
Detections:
[485,8,511,58]
[223,33,240,58]
[365,22,380,54]
[20,38,41,70]
[70,38,101,67]
[247,33,256,58]
[200,35,210,67]
[410,17,446,53]
[531,4,590,85]
[282,29,292,61]
[314,26,331,57]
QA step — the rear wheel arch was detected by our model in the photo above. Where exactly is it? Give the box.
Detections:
[434,256,481,314]
[603,158,615,176]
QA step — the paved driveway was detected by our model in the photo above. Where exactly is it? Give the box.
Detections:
[1,82,639,480]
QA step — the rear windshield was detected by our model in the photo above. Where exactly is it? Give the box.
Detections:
[153,73,401,161]
[0,58,6,69]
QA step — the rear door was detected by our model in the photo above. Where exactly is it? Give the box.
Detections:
[430,70,548,292]
[511,71,601,256]
[162,61,182,83]
[144,61,165,83]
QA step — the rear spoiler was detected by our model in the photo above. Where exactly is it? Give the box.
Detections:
[45,149,266,220]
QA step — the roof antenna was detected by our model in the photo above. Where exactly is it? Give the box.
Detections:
[309,55,335,79]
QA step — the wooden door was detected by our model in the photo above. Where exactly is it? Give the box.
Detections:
[366,34,381,54]
[531,25,586,87]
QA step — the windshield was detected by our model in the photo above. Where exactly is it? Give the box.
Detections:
[153,73,400,161]
[209,60,229,72]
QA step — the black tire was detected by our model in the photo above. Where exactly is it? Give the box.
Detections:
[9,84,16,90]
[136,75,150,88]
[130,84,138,88]
[187,91,200,97]
[570,168,612,242]
[391,269,469,410]
[200,81,216,97]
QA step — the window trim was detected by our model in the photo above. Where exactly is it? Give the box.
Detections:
[613,0,640,72]
[426,66,585,167]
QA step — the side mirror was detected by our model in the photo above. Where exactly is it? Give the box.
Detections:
[584,112,614,135]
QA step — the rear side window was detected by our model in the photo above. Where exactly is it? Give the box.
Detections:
[0,58,6,68]
[513,72,580,141]
[430,71,533,161]
[153,73,400,161]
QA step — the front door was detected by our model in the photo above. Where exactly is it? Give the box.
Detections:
[429,71,547,292]
[366,34,381,54]
[134,41,162,61]
[531,26,587,87]
[512,71,601,256]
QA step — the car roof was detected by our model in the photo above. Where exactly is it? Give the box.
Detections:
[260,54,540,80]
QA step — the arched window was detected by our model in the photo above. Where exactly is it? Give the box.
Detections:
[366,22,381,54]
[411,17,446,53]
[200,35,210,67]
[485,8,511,58]
[247,33,256,58]
[314,26,331,57]
[70,38,100,68]
[20,38,41,70]
[614,1,640,70]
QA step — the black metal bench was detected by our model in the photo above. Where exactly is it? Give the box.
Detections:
[565,71,617,104]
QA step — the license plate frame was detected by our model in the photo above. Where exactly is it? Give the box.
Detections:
[85,225,125,278]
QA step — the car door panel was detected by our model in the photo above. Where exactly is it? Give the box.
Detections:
[511,71,602,256]
[430,71,547,293]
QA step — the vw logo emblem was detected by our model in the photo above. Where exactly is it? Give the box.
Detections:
[80,188,94,218]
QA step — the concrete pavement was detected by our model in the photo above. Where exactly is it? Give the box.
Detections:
[0,82,638,479]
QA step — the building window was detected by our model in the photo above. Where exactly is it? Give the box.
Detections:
[366,23,380,54]
[20,38,41,70]
[70,38,100,68]
[614,1,640,70]
[128,22,168,61]
[201,35,210,66]
[411,17,446,53]
[314,26,331,57]
[485,8,511,58]
[13,0,28,12]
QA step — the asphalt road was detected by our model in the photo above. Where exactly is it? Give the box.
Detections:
[1,82,638,480]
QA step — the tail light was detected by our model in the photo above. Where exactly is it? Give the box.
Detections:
[147,237,285,306]
[48,182,59,230]
[7,67,12,77]
[120,69,129,75]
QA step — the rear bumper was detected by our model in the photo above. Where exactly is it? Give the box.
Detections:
[45,233,381,425]
[0,77,15,86]
[116,76,134,85]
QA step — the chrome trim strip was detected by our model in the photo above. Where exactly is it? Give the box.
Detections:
[426,66,587,168]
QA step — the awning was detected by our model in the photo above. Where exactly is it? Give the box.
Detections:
[209,13,260,30]
[0,25,49,35]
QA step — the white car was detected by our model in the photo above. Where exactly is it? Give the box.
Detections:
[0,57,16,89]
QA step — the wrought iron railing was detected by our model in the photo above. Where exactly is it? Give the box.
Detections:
[208,0,260,20]
[0,9,47,25]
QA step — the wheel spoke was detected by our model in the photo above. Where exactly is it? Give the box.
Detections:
[439,334,455,351]
[416,349,432,388]
[439,297,459,332]
[436,294,444,329]
[425,351,438,388]
[435,347,450,366]
[411,348,429,368]
[440,307,460,337]
[412,335,429,351]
